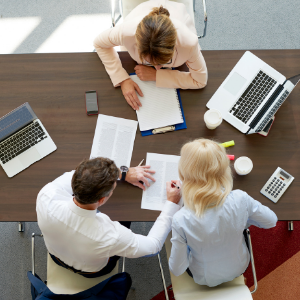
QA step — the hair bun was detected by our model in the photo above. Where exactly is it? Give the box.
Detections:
[150,6,170,17]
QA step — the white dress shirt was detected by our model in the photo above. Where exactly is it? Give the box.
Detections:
[169,190,277,287]
[36,171,180,272]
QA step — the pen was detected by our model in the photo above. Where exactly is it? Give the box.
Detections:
[138,159,144,184]
[172,182,180,189]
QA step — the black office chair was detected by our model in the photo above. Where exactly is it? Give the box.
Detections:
[29,233,132,299]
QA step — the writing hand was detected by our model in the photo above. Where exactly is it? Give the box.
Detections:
[125,165,156,191]
[120,78,143,110]
[166,180,181,204]
[134,65,157,81]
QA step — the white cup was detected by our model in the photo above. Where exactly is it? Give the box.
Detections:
[204,109,223,129]
[234,156,253,175]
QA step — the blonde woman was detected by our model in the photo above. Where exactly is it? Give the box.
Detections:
[169,139,277,287]
[93,0,207,111]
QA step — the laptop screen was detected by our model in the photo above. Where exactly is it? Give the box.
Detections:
[0,103,37,142]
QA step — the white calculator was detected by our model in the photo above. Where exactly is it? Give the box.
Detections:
[260,167,294,203]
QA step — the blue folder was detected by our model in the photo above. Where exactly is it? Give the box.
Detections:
[130,73,187,136]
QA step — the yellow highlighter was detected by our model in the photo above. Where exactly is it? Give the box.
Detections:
[220,140,235,148]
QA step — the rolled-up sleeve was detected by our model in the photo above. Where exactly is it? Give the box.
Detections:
[243,191,278,229]
[110,201,180,258]
[93,27,130,87]
[156,41,208,89]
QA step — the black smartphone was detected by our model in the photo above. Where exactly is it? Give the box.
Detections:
[85,91,99,115]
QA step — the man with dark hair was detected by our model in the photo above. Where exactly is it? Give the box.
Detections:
[36,157,181,278]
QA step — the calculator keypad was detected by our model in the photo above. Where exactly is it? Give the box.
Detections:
[269,177,283,198]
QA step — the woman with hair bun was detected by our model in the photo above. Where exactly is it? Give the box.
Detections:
[168,138,277,287]
[94,1,207,110]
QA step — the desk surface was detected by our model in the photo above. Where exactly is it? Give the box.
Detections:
[0,50,300,221]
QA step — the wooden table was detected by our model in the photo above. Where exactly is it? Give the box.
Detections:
[0,50,300,221]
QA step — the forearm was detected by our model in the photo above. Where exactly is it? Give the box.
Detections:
[246,194,278,229]
[156,68,208,89]
[112,201,180,258]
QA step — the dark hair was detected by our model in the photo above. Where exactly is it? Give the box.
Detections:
[71,157,119,205]
[136,6,176,65]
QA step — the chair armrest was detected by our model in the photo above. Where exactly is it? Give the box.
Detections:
[111,0,122,27]
[246,229,258,293]
[198,0,207,39]
[31,233,43,276]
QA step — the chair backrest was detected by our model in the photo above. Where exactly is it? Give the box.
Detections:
[46,253,119,294]
[164,233,253,300]
[121,0,195,25]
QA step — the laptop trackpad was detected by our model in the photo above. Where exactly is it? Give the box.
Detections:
[18,148,41,168]
[223,72,247,96]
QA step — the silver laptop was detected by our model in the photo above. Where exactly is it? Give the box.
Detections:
[206,51,300,134]
[0,103,57,177]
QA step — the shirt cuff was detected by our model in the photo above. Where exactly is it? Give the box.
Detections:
[162,201,181,216]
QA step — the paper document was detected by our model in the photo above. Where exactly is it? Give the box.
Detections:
[141,153,182,211]
[131,75,183,131]
[90,114,138,168]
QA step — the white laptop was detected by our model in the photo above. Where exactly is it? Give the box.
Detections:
[0,103,57,177]
[206,51,300,134]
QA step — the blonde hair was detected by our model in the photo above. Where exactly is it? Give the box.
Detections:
[135,6,177,65]
[178,139,233,217]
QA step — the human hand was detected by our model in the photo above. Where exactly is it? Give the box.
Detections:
[134,65,157,81]
[166,180,181,204]
[125,165,156,191]
[120,78,143,110]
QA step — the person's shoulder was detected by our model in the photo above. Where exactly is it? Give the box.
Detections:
[37,182,58,200]
[173,207,191,225]
[224,189,251,206]
[172,19,198,48]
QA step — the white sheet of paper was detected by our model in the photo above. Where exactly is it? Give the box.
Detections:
[90,114,138,168]
[130,75,183,131]
[141,153,182,211]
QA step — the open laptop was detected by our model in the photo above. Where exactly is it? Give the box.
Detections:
[0,103,57,177]
[206,51,300,134]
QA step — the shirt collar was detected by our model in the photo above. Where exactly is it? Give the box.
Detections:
[68,199,97,218]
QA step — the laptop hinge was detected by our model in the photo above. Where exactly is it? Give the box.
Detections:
[249,85,284,129]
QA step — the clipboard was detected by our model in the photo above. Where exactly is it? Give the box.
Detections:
[129,73,187,136]
[141,89,187,136]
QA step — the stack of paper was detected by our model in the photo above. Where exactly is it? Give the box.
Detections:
[131,75,183,131]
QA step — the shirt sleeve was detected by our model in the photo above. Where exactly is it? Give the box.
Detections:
[109,201,180,258]
[243,191,278,229]
[156,42,208,89]
[168,217,189,276]
[93,27,130,87]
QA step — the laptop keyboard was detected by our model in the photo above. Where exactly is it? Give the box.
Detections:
[256,90,289,132]
[0,122,47,164]
[229,71,277,123]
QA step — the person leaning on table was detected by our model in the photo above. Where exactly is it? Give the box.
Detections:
[93,0,207,111]
[36,157,181,278]
[168,139,278,287]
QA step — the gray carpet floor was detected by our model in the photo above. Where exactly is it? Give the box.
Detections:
[0,0,300,299]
